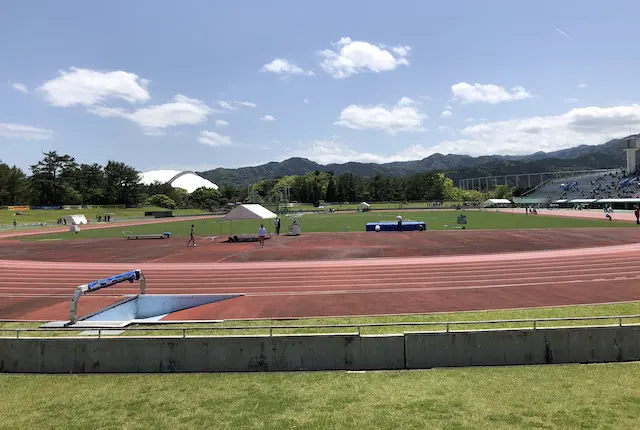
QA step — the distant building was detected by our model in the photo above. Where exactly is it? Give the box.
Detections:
[622,134,640,174]
[139,170,218,194]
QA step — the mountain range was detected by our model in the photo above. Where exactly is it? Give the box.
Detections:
[198,138,627,188]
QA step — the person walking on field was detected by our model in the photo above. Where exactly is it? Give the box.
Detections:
[635,205,640,225]
[258,224,267,248]
[187,224,196,247]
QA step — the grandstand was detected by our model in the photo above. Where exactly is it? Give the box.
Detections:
[511,168,640,208]
[524,169,625,200]
[462,134,640,208]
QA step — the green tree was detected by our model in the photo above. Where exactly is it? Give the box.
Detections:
[145,194,176,209]
[0,163,29,205]
[218,185,239,202]
[29,151,79,205]
[145,180,174,198]
[439,174,459,201]
[73,163,106,204]
[491,184,513,200]
[189,187,223,210]
[168,187,190,208]
[325,175,337,202]
[104,161,141,205]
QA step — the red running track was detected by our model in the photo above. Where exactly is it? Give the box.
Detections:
[2,240,640,321]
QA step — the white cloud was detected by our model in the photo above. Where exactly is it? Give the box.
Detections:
[335,97,426,134]
[451,82,533,104]
[89,94,213,135]
[198,130,234,146]
[285,139,438,165]
[427,103,640,157]
[11,83,28,93]
[0,123,54,140]
[391,46,411,57]
[578,83,588,89]
[318,37,410,79]
[397,97,417,106]
[235,101,256,108]
[261,59,314,77]
[303,98,309,104]
[39,67,150,107]
[440,109,453,118]
[287,140,389,164]
[218,100,257,111]
[215,119,229,128]
[261,115,275,122]
[464,117,475,123]
[437,125,456,135]
[283,103,640,165]
[564,97,579,103]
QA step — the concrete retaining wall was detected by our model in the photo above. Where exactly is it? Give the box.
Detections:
[0,334,405,373]
[405,326,640,368]
[1,326,640,373]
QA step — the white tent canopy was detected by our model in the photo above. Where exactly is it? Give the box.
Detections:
[223,204,277,220]
[64,214,88,225]
[359,202,370,208]
[483,199,512,207]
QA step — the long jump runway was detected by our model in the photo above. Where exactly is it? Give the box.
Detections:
[2,230,640,321]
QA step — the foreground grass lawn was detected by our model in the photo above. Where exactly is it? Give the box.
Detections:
[3,301,640,338]
[1,363,640,429]
[22,209,632,241]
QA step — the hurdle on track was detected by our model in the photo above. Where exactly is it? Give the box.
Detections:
[68,269,145,325]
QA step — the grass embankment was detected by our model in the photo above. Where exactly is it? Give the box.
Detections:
[21,210,632,241]
[1,363,640,429]
[2,301,639,338]
[0,206,209,227]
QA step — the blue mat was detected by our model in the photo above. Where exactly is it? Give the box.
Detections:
[366,221,426,232]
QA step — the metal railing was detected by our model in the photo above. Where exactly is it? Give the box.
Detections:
[1,314,639,339]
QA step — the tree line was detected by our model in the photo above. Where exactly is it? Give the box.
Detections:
[0,152,512,210]
[249,170,511,207]
[0,151,228,210]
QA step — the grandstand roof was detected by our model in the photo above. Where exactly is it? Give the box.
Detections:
[569,199,597,203]
[597,198,640,203]
[139,170,218,193]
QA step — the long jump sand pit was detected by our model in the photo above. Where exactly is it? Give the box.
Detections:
[2,227,640,321]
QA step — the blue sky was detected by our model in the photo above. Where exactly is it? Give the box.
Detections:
[2,0,640,174]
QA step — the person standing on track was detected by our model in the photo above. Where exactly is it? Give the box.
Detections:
[635,205,640,225]
[187,224,196,247]
[396,214,403,232]
[258,224,267,248]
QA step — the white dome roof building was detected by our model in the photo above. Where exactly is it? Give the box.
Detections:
[139,170,219,194]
